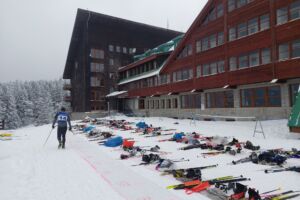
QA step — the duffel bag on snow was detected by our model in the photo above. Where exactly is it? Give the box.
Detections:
[104,136,123,147]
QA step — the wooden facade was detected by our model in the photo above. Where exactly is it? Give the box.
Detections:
[126,0,300,98]
[119,0,300,119]
[63,9,182,112]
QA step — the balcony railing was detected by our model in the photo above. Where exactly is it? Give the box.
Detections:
[64,96,72,102]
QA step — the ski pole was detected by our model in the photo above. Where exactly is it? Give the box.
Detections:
[43,127,55,147]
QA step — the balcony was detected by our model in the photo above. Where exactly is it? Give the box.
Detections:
[63,84,72,90]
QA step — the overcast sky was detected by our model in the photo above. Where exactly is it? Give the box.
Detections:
[0,0,207,82]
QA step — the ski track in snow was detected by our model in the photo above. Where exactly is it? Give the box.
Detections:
[1,117,300,200]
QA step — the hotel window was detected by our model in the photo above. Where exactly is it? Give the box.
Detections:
[160,99,165,109]
[261,48,271,64]
[172,98,178,108]
[202,37,209,51]
[248,17,258,35]
[210,62,217,74]
[217,4,224,18]
[210,34,217,48]
[228,0,235,12]
[166,99,171,109]
[90,49,104,59]
[208,7,216,21]
[108,45,114,52]
[229,27,236,41]
[196,40,202,53]
[139,99,145,109]
[123,47,127,54]
[206,91,234,108]
[196,65,202,77]
[249,51,259,67]
[90,77,103,87]
[239,54,248,69]
[218,60,225,73]
[292,39,300,58]
[241,86,281,107]
[277,7,288,25]
[116,46,121,53]
[290,84,300,106]
[278,43,289,60]
[203,64,210,76]
[237,0,247,8]
[237,22,247,38]
[180,94,201,109]
[229,57,237,71]
[218,32,224,45]
[260,14,270,30]
[290,0,300,20]
[109,58,114,66]
[90,63,104,72]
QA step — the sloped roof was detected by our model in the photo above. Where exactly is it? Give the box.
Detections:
[160,0,214,74]
[133,34,184,62]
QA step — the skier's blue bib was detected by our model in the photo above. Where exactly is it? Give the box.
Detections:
[57,112,68,126]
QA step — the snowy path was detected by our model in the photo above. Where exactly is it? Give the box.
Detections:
[0,125,204,200]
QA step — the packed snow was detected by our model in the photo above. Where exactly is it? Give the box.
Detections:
[1,115,300,200]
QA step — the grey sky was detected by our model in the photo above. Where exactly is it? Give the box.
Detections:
[0,0,206,82]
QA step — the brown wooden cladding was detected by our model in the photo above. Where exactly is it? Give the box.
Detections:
[125,0,300,98]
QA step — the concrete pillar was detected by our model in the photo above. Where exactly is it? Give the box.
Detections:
[233,89,240,108]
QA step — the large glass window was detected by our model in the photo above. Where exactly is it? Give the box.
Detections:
[206,91,234,108]
[261,48,271,64]
[90,49,104,59]
[249,51,259,67]
[277,7,288,25]
[108,45,114,52]
[278,43,289,60]
[237,22,247,38]
[290,0,300,20]
[241,87,281,107]
[292,39,300,58]
[268,86,281,107]
[248,17,258,34]
[260,14,270,30]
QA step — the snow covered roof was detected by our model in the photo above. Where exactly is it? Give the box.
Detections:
[118,68,160,85]
[106,91,127,97]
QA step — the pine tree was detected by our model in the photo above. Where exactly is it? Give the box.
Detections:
[1,84,21,129]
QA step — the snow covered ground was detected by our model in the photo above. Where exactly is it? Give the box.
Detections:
[1,115,300,200]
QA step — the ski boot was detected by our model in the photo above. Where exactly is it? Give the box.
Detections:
[58,142,62,149]
[62,143,65,149]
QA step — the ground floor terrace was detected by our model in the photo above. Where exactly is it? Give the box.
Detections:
[119,78,300,120]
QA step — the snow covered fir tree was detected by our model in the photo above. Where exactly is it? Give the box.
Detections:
[0,80,69,129]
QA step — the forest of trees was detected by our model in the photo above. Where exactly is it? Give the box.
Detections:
[0,80,69,129]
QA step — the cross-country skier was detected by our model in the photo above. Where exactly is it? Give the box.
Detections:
[52,107,72,149]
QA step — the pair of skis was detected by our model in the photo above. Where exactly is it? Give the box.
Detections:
[161,164,218,176]
[262,190,300,200]
[264,166,300,174]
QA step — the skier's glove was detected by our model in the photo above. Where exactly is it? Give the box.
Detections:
[52,125,55,129]
[69,127,72,131]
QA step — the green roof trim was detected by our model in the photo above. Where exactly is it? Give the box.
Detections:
[133,34,184,62]
[288,90,300,128]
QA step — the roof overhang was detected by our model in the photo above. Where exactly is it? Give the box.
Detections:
[106,91,128,98]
